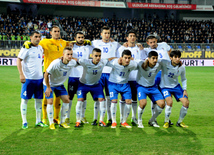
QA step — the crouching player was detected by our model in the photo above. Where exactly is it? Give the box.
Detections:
[160,50,189,128]
[75,48,116,127]
[108,50,138,128]
[136,51,165,128]
[17,31,47,129]
[44,47,77,130]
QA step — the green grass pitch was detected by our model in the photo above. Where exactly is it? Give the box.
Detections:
[0,66,213,154]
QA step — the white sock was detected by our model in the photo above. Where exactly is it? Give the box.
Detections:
[93,101,99,120]
[99,101,105,122]
[123,103,131,123]
[20,99,28,124]
[138,106,145,122]
[150,105,163,122]
[47,104,54,125]
[106,96,111,120]
[35,99,42,124]
[119,100,125,123]
[151,101,156,116]
[81,100,87,119]
[60,103,69,124]
[111,102,117,123]
[67,100,72,119]
[76,101,83,123]
[178,106,188,123]
[165,105,172,122]
[131,101,137,119]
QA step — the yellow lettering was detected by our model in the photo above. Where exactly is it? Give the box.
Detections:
[205,51,214,58]
[0,49,20,57]
[181,51,202,58]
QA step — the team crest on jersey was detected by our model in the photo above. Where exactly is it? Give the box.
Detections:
[60,43,62,47]
[63,72,67,76]
[38,54,41,58]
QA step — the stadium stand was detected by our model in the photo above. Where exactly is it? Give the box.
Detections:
[0,12,214,49]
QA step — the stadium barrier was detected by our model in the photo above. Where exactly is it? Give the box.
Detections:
[0,41,213,66]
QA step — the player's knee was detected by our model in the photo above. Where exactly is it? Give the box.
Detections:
[98,98,105,102]
[78,98,84,102]
[158,100,165,108]
[126,99,132,104]
[185,99,189,107]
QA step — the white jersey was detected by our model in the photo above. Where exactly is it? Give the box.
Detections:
[136,61,162,87]
[144,42,171,60]
[18,46,43,79]
[117,45,147,81]
[107,59,138,84]
[44,59,77,87]
[159,60,187,90]
[69,44,93,78]
[78,59,108,85]
[92,40,120,73]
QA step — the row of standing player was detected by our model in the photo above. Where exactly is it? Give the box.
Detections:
[17,26,189,129]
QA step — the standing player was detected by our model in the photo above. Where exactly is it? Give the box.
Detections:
[117,30,147,126]
[75,48,116,127]
[17,31,47,129]
[92,26,121,126]
[136,51,165,128]
[144,35,172,125]
[108,50,138,128]
[44,47,77,130]
[159,50,189,128]
[66,31,93,124]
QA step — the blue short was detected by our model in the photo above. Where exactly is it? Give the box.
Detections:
[68,77,79,100]
[77,82,104,100]
[99,73,110,96]
[161,84,188,102]
[155,70,162,87]
[108,82,132,100]
[44,85,68,99]
[21,79,43,99]
[137,84,164,103]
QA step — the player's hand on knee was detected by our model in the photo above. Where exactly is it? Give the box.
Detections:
[20,75,26,83]
[183,90,188,98]
[23,41,32,49]
[45,88,52,97]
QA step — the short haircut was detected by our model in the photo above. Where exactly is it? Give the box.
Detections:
[146,35,157,42]
[63,46,72,53]
[101,26,110,33]
[30,31,40,37]
[126,29,136,37]
[51,25,60,32]
[170,50,181,58]
[148,51,158,58]
[92,48,101,53]
[74,31,84,38]
[122,50,132,57]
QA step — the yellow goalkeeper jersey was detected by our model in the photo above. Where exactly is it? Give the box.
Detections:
[39,38,69,72]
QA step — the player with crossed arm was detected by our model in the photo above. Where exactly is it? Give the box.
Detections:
[136,51,165,128]
[144,35,173,126]
[108,50,138,129]
[65,31,93,124]
[44,47,77,130]
[91,26,121,126]
[75,48,116,127]
[117,30,147,126]
[160,50,189,128]
[17,31,48,129]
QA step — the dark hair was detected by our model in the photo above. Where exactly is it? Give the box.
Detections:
[126,29,136,37]
[92,48,101,53]
[74,31,84,38]
[101,26,110,33]
[30,31,40,37]
[148,51,158,58]
[63,46,72,53]
[122,50,132,57]
[50,25,60,31]
[170,50,181,58]
[146,35,157,42]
